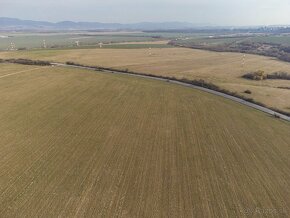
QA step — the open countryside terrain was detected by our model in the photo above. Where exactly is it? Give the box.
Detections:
[0,63,289,217]
[0,32,164,50]
[172,35,290,47]
[1,47,290,112]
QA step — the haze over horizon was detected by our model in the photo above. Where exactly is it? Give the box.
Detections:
[1,0,290,26]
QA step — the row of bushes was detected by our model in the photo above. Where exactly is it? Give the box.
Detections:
[242,70,267,80]
[267,71,290,80]
[242,70,290,81]
[65,61,290,118]
[4,58,51,66]
[66,62,223,91]
[278,86,290,90]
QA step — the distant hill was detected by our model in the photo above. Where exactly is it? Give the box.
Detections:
[0,17,200,31]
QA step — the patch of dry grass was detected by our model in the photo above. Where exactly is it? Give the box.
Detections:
[1,47,290,112]
[107,40,170,45]
[0,64,289,217]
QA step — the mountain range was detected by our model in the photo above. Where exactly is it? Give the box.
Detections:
[0,17,203,31]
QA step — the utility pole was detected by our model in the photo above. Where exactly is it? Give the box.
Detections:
[242,54,246,73]
[43,40,47,49]
[10,42,16,50]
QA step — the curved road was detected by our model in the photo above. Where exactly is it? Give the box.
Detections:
[52,62,290,122]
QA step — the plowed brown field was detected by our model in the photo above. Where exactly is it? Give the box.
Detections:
[0,63,289,217]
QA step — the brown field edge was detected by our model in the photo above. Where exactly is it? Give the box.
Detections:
[2,58,290,121]
[61,61,290,121]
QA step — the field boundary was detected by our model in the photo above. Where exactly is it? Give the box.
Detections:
[0,66,47,79]
[52,62,290,122]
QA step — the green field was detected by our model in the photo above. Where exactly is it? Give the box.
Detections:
[0,63,289,217]
[174,34,290,46]
[3,31,290,51]
[0,32,163,50]
[174,36,246,46]
[0,31,215,51]
[247,35,290,45]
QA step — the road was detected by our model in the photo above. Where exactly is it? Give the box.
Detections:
[52,62,290,122]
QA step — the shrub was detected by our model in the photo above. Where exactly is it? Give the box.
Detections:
[5,59,51,66]
[17,47,27,51]
[66,61,76,65]
[268,71,290,80]
[242,70,267,80]
[277,86,290,90]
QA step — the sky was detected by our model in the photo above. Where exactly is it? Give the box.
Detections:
[1,0,290,26]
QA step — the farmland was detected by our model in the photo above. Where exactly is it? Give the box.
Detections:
[0,63,289,217]
[0,32,165,50]
[1,46,290,113]
[174,34,290,47]
[171,34,290,63]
